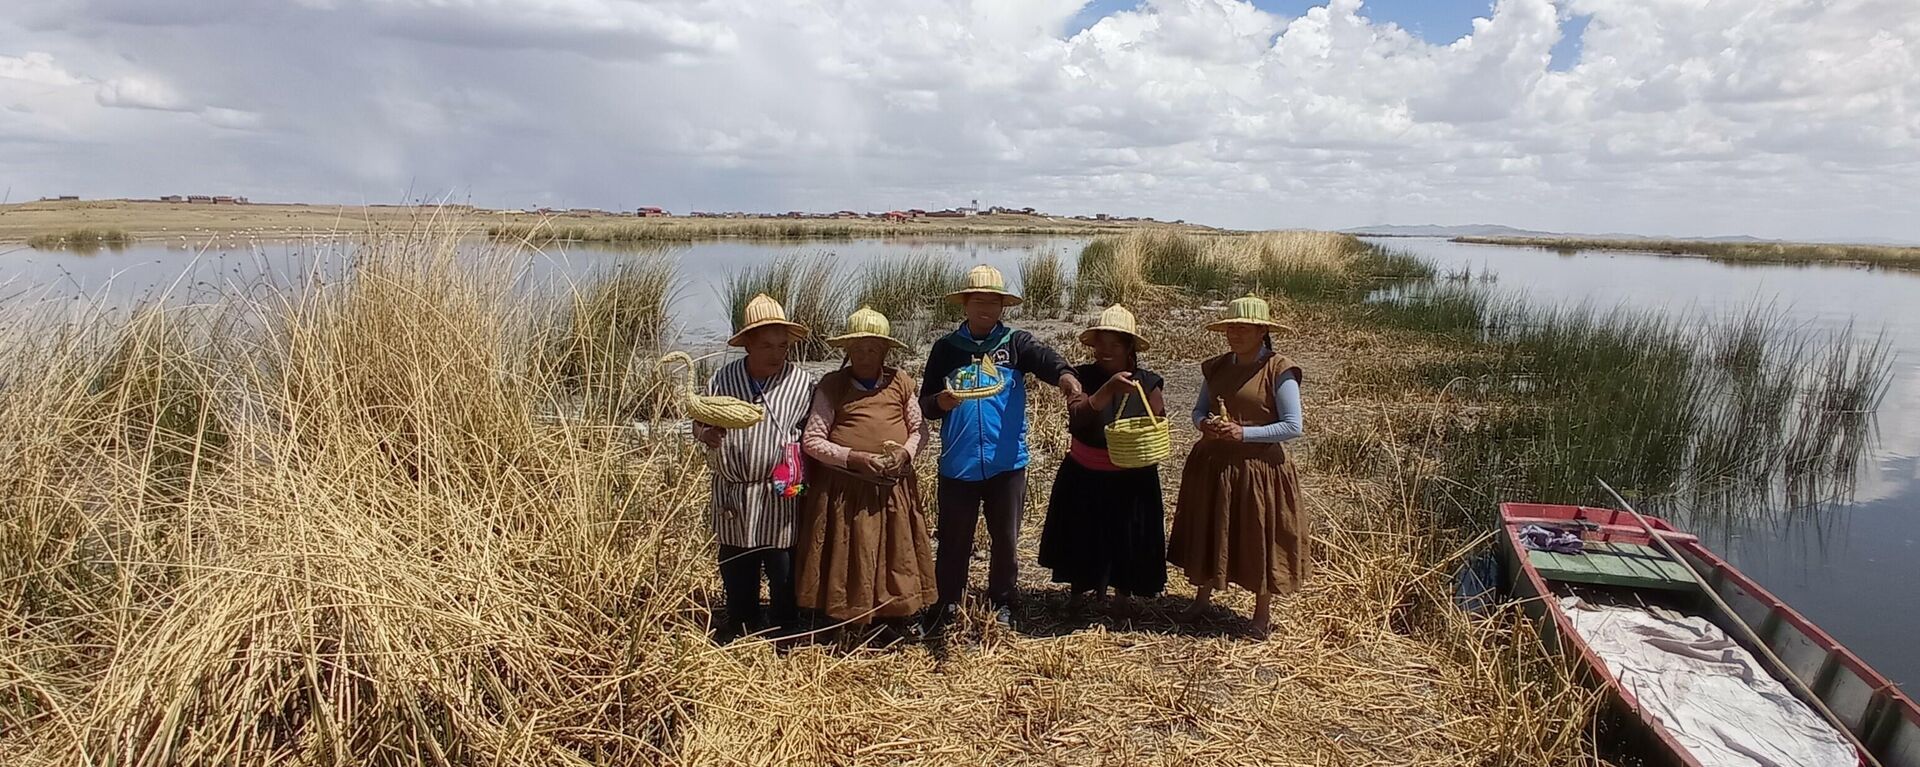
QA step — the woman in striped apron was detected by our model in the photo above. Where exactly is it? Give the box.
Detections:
[693,294,818,643]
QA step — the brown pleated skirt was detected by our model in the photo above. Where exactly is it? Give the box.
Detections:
[794,466,937,621]
[1166,440,1309,595]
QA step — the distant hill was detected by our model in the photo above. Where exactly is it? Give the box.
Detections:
[1342,224,1800,244]
[1341,224,1562,238]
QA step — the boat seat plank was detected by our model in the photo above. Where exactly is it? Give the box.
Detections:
[1527,541,1696,591]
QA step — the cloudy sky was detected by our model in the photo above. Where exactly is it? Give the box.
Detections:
[2,0,1916,240]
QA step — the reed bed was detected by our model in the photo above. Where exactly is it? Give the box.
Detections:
[1360,283,1892,530]
[0,225,1608,766]
[543,258,681,420]
[721,253,849,361]
[1016,250,1066,319]
[24,227,133,250]
[854,253,964,343]
[1074,230,1427,306]
[1456,235,1920,271]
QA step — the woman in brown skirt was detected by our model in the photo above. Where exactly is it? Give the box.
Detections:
[796,307,937,640]
[1166,296,1306,637]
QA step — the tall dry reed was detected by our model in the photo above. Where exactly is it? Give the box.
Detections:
[0,224,1606,766]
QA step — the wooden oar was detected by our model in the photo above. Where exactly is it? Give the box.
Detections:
[1596,478,1882,767]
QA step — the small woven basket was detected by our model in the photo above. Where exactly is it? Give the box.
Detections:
[946,355,1008,401]
[1105,379,1170,469]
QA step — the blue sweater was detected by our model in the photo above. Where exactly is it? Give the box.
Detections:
[918,322,1071,481]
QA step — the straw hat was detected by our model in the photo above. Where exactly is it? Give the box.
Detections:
[727,293,811,347]
[944,264,1024,306]
[1205,295,1293,333]
[1078,304,1151,352]
[827,306,907,350]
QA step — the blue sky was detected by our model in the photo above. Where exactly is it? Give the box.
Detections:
[1067,0,1587,69]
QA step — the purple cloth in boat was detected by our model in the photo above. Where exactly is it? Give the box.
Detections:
[1519,524,1584,554]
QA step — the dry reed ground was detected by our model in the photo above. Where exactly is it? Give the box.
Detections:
[0,230,1602,766]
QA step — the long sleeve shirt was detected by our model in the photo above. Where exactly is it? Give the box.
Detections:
[800,375,928,468]
[1190,349,1303,444]
[916,322,1073,481]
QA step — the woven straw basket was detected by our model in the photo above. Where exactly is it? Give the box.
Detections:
[1105,379,1170,469]
[946,355,1008,401]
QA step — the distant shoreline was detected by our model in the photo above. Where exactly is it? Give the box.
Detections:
[0,199,1220,245]
[1450,235,1920,272]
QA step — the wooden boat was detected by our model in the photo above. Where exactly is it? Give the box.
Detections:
[1497,502,1920,767]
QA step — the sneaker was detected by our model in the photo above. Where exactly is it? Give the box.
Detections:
[992,605,1015,630]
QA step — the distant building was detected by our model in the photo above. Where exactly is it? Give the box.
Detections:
[159,195,184,203]
[638,206,667,217]
[213,196,236,204]
[883,211,910,222]
[187,195,214,204]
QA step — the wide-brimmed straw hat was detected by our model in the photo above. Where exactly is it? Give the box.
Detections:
[1204,295,1293,333]
[1079,304,1151,352]
[944,264,1024,306]
[727,293,811,347]
[827,306,907,350]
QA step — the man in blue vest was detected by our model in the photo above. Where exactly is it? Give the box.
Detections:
[919,265,1082,631]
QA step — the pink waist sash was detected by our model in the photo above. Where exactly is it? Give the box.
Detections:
[1068,438,1123,472]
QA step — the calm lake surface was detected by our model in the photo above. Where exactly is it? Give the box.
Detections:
[0,236,1087,342]
[3,234,1912,688]
[1366,237,1919,691]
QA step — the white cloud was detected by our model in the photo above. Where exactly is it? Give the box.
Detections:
[95,75,191,111]
[1,0,1917,240]
[0,51,84,86]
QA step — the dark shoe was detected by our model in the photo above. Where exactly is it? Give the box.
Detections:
[714,621,748,645]
[921,602,957,635]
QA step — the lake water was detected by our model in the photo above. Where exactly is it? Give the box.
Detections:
[1365,237,1919,691]
[3,233,1912,689]
[0,236,1086,343]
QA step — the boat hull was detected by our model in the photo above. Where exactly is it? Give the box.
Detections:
[1497,502,1920,767]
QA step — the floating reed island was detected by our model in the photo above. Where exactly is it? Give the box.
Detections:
[0,224,1887,765]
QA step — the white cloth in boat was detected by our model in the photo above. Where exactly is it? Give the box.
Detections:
[1559,597,1856,767]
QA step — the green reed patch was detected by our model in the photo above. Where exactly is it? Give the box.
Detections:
[1018,250,1067,319]
[1377,284,1892,530]
[723,253,850,361]
[26,228,133,251]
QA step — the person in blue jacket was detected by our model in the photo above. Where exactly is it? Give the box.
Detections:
[919,265,1082,632]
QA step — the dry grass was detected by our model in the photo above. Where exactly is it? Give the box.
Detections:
[1456,235,1920,271]
[0,224,1604,765]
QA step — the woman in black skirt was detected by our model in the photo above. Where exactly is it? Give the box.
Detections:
[1038,304,1167,618]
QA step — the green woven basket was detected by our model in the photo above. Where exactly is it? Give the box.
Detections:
[1105,379,1170,469]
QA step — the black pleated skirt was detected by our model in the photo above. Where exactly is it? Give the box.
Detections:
[1037,453,1168,597]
